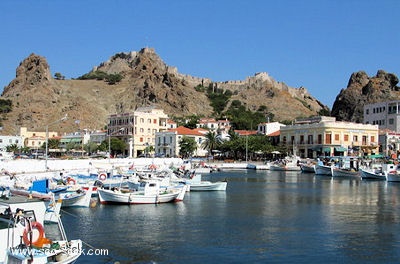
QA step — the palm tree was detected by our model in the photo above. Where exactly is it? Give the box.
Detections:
[201,131,222,157]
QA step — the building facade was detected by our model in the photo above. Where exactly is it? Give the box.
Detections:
[20,127,59,150]
[363,100,400,132]
[257,122,285,136]
[108,107,169,158]
[280,116,379,158]
[0,136,23,151]
[155,126,208,157]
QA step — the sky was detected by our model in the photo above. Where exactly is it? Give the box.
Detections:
[1,0,399,109]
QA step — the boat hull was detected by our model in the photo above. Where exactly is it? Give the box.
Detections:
[270,165,301,171]
[189,181,227,191]
[98,188,184,204]
[300,164,315,173]
[314,164,332,176]
[331,168,360,178]
[386,172,400,182]
[360,169,386,180]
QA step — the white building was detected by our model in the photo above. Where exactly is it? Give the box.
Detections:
[155,126,208,157]
[257,121,286,135]
[0,135,23,152]
[364,100,400,132]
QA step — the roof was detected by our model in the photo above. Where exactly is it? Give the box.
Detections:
[267,130,280,137]
[234,130,258,136]
[169,126,205,136]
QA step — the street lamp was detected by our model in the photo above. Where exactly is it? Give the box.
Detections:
[45,114,68,170]
[108,128,124,163]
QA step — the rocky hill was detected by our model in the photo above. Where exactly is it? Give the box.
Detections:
[0,48,328,135]
[331,70,400,123]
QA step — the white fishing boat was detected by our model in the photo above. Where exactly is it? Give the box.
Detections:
[386,171,400,182]
[300,163,315,173]
[58,188,93,208]
[98,180,187,204]
[360,168,387,180]
[269,155,301,171]
[314,163,333,176]
[0,195,82,263]
[183,174,227,191]
[331,167,360,178]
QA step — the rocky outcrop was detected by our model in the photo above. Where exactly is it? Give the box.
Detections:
[0,48,329,135]
[3,53,54,95]
[331,70,400,122]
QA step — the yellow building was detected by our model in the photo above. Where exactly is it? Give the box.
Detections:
[20,127,59,150]
[108,106,169,157]
[280,116,379,158]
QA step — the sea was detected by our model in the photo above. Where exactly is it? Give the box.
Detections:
[59,169,400,264]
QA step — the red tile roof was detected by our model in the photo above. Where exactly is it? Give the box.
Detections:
[169,126,205,136]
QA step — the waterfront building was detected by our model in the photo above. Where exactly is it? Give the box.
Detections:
[155,126,208,157]
[363,100,400,132]
[280,116,379,158]
[257,121,285,136]
[20,127,58,152]
[0,135,23,152]
[108,106,169,158]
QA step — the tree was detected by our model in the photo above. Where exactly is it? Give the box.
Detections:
[109,138,127,156]
[84,142,98,156]
[184,115,200,129]
[54,72,65,80]
[179,136,197,158]
[6,144,19,153]
[47,138,61,149]
[201,131,222,156]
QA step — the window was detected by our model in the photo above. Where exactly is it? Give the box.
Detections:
[334,134,339,141]
[389,118,394,125]
[366,109,369,115]
[353,135,358,142]
[317,134,322,144]
[140,137,143,142]
[148,119,151,124]
[325,134,332,144]
[140,118,144,123]
[153,119,157,124]
[362,136,367,145]
[140,128,144,133]
[344,134,349,141]
[371,136,375,143]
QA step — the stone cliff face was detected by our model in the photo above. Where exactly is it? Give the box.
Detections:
[331,70,400,122]
[0,48,328,135]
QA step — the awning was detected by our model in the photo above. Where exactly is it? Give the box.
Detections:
[365,154,384,159]
[60,138,82,143]
[311,146,321,151]
[334,147,347,152]
[322,147,331,153]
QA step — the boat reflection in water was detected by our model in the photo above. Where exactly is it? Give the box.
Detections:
[62,170,400,264]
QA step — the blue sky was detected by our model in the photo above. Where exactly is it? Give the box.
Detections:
[1,0,399,108]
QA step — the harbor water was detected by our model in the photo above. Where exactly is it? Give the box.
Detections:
[61,169,400,264]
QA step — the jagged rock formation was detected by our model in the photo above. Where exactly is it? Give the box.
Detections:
[331,70,400,122]
[0,48,329,135]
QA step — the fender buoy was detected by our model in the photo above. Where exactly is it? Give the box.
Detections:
[23,221,45,247]
[67,177,76,185]
[98,173,107,181]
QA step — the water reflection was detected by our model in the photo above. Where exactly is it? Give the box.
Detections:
[61,170,400,264]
